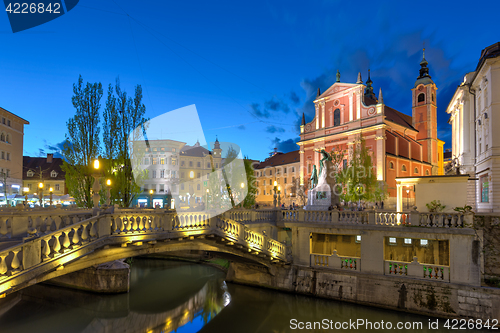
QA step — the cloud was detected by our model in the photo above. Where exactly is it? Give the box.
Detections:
[250,103,270,118]
[42,140,66,159]
[266,125,285,133]
[264,97,290,114]
[289,91,300,105]
[270,137,300,153]
[237,125,246,130]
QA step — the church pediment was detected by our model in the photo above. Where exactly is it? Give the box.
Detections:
[316,83,359,101]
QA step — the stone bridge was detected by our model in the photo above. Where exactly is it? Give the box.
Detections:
[0,209,288,296]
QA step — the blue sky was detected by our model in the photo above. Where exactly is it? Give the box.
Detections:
[1,0,499,161]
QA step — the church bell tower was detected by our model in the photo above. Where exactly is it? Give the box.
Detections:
[412,49,439,174]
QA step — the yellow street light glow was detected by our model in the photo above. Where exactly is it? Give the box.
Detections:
[49,187,53,192]
[240,182,245,188]
[189,171,194,178]
[93,159,100,170]
[23,187,29,193]
[38,182,43,189]
[274,181,277,186]
[106,179,111,186]
[278,186,281,191]
[149,189,154,195]
[206,189,209,193]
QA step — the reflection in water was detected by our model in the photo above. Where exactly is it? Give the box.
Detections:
[0,259,490,333]
[0,259,228,333]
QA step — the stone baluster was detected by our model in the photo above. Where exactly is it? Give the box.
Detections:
[42,238,51,260]
[61,231,71,250]
[81,223,89,242]
[0,218,8,237]
[71,227,80,245]
[11,250,21,271]
[0,255,7,275]
[52,234,61,254]
[89,221,97,238]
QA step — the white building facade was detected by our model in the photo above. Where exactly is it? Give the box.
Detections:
[447,42,500,212]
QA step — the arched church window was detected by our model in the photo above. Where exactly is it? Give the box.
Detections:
[389,161,394,169]
[414,167,418,173]
[418,93,425,103]
[333,109,340,126]
[402,165,407,172]
[431,94,435,102]
[425,170,429,176]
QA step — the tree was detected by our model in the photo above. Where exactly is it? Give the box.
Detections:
[61,75,103,208]
[336,135,387,204]
[241,159,257,208]
[102,78,149,207]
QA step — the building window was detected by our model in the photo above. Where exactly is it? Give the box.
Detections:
[181,161,185,166]
[172,148,176,152]
[0,133,4,142]
[1,118,4,124]
[216,163,218,168]
[6,153,9,160]
[197,162,201,167]
[160,158,165,165]
[263,180,266,186]
[197,184,200,190]
[425,170,429,176]
[55,184,60,191]
[481,174,489,203]
[420,239,428,246]
[389,237,397,245]
[402,165,407,172]
[414,167,418,174]
[284,178,287,184]
[189,161,193,167]
[418,93,425,103]
[389,161,394,169]
[160,184,164,192]
[291,167,295,173]
[27,170,34,177]
[28,183,32,190]
[1,152,4,159]
[6,135,9,143]
[207,162,210,168]
[263,190,266,195]
[308,163,311,174]
[270,170,272,176]
[153,147,157,152]
[160,170,165,178]
[404,238,412,245]
[144,158,149,165]
[161,147,165,151]
[181,172,184,178]
[333,109,340,126]
[284,168,287,174]
[51,170,57,177]
[152,158,158,165]
[7,120,10,127]
[431,94,435,102]
[172,158,177,166]
[197,173,201,178]
[152,170,156,178]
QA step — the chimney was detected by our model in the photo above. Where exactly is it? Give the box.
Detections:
[47,153,53,164]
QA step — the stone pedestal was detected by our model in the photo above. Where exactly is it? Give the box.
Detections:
[304,184,331,211]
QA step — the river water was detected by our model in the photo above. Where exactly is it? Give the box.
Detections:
[0,258,491,333]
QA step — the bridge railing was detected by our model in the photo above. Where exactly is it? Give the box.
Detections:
[0,210,93,240]
[0,210,287,294]
[278,209,472,228]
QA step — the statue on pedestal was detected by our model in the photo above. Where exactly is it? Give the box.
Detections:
[310,165,318,189]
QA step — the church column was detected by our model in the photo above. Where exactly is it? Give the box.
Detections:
[349,94,353,121]
[396,184,403,212]
[375,132,384,181]
[315,104,319,130]
[321,101,325,128]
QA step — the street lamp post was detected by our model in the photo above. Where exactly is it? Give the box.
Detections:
[149,189,154,208]
[92,158,101,209]
[106,179,111,206]
[38,182,43,207]
[406,188,410,210]
[240,182,245,206]
[49,187,53,207]
[277,186,281,208]
[206,188,209,209]
[273,181,278,208]
[23,187,29,207]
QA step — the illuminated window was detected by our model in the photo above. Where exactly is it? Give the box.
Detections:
[389,237,397,244]
[355,235,361,243]
[404,238,412,245]
[420,239,428,246]
[51,170,57,178]
[152,158,157,165]
[160,158,165,165]
[153,147,157,152]
[481,174,489,203]
[160,147,165,151]
[172,158,177,166]
[172,148,176,152]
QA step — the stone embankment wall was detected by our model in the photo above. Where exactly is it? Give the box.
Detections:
[226,262,500,320]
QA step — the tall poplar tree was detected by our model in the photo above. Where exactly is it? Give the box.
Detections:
[102,78,149,207]
[61,75,103,207]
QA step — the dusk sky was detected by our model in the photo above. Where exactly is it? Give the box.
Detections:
[1,0,499,161]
